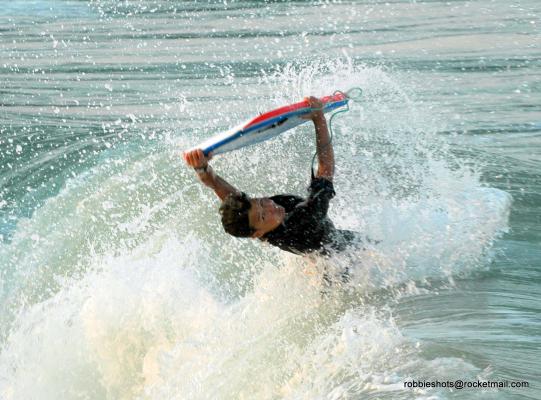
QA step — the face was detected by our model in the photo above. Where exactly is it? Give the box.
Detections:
[248,197,285,237]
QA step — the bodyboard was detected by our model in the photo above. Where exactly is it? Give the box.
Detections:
[193,93,348,156]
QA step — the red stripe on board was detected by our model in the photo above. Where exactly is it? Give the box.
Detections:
[244,93,346,129]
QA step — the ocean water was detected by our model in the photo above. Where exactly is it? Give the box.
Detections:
[0,1,539,399]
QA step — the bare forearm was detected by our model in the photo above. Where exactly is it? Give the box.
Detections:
[313,114,334,179]
[196,166,239,201]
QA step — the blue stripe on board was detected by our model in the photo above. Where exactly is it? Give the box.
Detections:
[202,99,347,155]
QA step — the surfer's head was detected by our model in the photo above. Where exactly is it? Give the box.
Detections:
[219,193,285,238]
[219,192,254,237]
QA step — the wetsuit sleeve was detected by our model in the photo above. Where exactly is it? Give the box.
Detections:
[306,176,335,216]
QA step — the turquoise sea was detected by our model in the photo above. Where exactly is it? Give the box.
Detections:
[0,1,539,399]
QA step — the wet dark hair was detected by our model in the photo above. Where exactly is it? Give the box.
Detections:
[219,192,254,238]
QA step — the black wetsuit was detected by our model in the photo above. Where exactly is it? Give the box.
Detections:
[261,175,359,255]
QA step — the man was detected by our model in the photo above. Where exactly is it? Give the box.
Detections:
[183,96,359,256]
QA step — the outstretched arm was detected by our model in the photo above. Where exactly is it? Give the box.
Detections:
[305,96,334,181]
[183,149,240,201]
